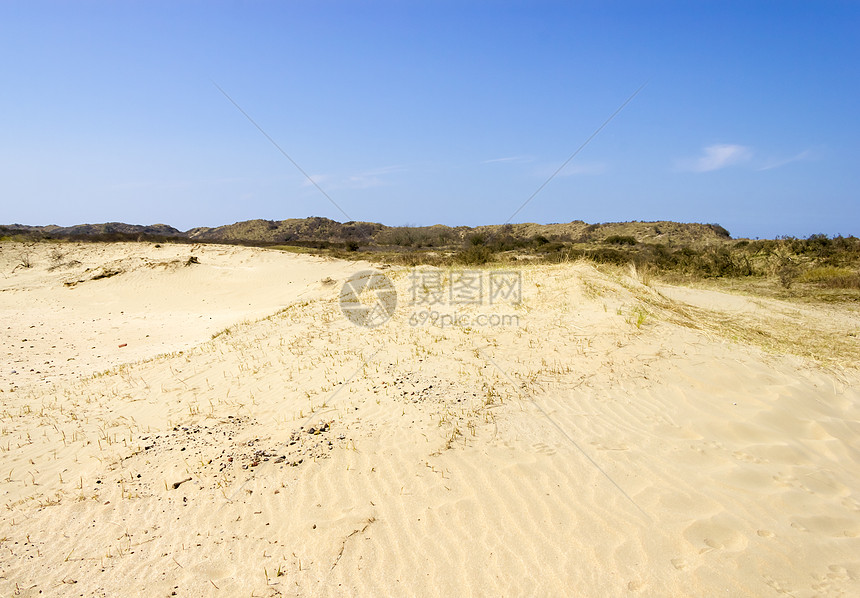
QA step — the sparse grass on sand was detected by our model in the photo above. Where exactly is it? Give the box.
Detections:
[1,241,859,597]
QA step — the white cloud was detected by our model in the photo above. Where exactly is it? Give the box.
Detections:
[482,156,532,164]
[756,149,813,171]
[678,144,752,172]
[302,174,330,188]
[302,165,404,190]
[344,173,389,189]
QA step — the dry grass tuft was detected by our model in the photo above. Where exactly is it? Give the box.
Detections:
[628,285,859,366]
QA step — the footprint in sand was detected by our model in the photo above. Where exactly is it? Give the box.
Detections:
[756,529,775,538]
[790,520,810,532]
[590,441,629,451]
[791,515,860,538]
[532,442,556,456]
[827,564,851,581]
[772,472,801,489]
[763,575,795,595]
[732,450,765,464]
[811,565,854,594]
[684,520,748,553]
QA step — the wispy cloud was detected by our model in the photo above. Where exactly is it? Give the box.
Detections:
[558,161,608,176]
[303,174,331,188]
[677,144,752,172]
[756,149,813,171]
[303,165,405,190]
[481,156,533,164]
[348,165,406,188]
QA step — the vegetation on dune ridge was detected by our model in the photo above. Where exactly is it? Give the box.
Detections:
[1,217,729,247]
[2,218,858,300]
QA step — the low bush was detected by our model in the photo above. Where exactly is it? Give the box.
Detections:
[604,235,637,246]
[455,245,494,265]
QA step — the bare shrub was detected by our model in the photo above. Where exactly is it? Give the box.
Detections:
[771,252,799,288]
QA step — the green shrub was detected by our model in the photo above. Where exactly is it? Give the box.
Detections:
[455,245,494,265]
[586,247,628,265]
[604,235,637,246]
[467,233,487,247]
[707,223,731,238]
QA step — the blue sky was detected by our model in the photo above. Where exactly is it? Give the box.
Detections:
[1,1,858,239]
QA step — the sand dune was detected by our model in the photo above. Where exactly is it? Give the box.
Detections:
[1,242,858,596]
[1,243,362,390]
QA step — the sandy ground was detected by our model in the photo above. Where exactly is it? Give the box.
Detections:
[1,242,859,597]
[0,242,360,391]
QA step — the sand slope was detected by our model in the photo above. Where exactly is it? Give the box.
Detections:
[0,242,361,390]
[1,243,859,597]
